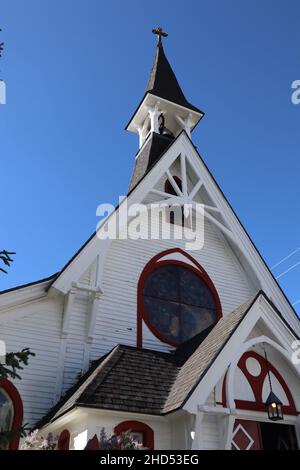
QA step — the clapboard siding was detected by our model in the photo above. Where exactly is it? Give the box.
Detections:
[202,414,220,450]
[0,297,63,426]
[61,291,90,393]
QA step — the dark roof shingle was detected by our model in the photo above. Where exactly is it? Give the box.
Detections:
[37,293,260,427]
[146,42,202,114]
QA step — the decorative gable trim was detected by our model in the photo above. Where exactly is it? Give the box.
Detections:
[224,350,297,415]
[47,130,298,333]
[183,292,300,415]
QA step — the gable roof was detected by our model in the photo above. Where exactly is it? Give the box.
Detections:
[47,130,299,331]
[37,293,260,427]
[2,129,298,333]
[145,42,202,114]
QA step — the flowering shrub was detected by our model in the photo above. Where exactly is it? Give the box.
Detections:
[21,429,57,450]
[99,427,144,450]
[22,427,145,450]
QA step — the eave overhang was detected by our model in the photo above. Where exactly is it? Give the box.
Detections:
[125,92,204,135]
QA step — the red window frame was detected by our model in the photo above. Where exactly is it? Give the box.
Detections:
[57,429,70,450]
[114,420,154,450]
[137,248,222,348]
[0,378,23,450]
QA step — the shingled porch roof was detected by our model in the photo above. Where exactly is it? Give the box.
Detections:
[37,293,260,427]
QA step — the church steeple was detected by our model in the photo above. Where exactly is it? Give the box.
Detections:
[126,28,204,149]
[146,28,202,115]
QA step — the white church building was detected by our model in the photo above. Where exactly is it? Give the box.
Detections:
[1,29,300,450]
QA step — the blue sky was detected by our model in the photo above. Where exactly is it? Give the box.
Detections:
[1,0,299,312]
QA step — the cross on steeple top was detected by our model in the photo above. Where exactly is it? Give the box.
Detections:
[152,27,168,45]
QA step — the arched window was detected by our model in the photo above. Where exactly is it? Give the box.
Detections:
[0,378,23,450]
[114,420,154,450]
[138,249,222,347]
[0,389,13,434]
[57,429,70,450]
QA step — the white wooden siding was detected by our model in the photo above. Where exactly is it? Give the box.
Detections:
[201,414,220,449]
[62,293,89,393]
[0,297,63,426]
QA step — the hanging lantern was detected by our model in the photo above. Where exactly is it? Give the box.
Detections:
[263,345,284,421]
[266,391,283,421]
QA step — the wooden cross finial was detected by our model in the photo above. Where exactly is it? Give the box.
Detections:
[152,27,168,45]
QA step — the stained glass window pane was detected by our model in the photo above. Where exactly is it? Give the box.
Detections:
[0,389,13,433]
[143,265,179,301]
[142,264,218,345]
[180,305,216,343]
[180,269,216,308]
[144,297,181,343]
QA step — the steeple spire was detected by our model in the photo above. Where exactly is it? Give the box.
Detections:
[126,28,204,154]
[127,29,205,191]
[145,30,201,114]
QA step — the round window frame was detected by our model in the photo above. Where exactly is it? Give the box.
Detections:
[138,250,222,348]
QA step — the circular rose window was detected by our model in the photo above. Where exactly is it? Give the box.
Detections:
[142,263,219,346]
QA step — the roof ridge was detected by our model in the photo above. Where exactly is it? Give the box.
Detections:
[79,346,125,403]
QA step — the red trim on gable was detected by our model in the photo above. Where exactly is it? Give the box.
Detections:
[221,351,297,415]
[137,248,222,348]
[114,420,154,450]
[57,429,70,450]
[0,378,23,450]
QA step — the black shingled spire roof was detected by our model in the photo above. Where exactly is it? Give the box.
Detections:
[145,41,202,114]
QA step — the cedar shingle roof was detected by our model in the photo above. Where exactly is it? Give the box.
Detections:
[37,293,259,427]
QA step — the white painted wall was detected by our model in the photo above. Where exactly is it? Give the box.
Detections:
[201,414,220,449]
[41,408,173,450]
[0,293,63,426]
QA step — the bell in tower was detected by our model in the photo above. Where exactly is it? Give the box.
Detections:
[127,28,204,192]
[158,113,175,139]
